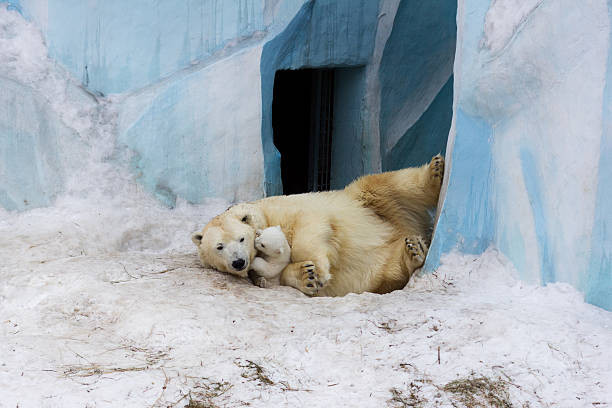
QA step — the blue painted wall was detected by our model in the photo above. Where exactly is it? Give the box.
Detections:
[46,0,267,95]
[2,0,308,95]
[385,76,453,171]
[379,0,456,171]
[586,3,612,310]
[0,79,63,210]
[425,0,612,311]
[426,109,496,267]
[330,67,367,190]
[0,76,87,211]
[117,46,265,207]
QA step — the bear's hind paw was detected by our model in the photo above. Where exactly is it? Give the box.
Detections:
[405,236,428,268]
[428,154,445,183]
[300,261,324,296]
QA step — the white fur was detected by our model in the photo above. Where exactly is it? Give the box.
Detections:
[250,226,291,283]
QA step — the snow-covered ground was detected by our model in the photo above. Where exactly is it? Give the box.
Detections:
[2,220,612,407]
[1,5,612,407]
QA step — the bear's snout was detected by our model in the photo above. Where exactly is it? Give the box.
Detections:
[232,258,246,271]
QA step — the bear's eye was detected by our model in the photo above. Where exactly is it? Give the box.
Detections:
[239,237,245,243]
[241,215,249,223]
[216,244,224,251]
[260,243,265,248]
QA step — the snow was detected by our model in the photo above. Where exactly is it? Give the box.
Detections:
[2,235,611,407]
[1,4,612,407]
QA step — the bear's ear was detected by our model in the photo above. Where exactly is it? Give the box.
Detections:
[191,232,203,246]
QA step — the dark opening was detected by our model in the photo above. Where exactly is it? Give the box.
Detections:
[272,69,335,194]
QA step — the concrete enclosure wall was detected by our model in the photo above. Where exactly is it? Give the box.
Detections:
[425,0,612,311]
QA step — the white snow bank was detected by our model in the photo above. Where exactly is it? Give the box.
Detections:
[1,241,610,407]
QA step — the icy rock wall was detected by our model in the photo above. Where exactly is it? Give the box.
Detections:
[0,78,72,210]
[0,6,96,211]
[4,0,308,95]
[1,0,309,207]
[427,0,612,310]
[379,0,456,171]
[117,46,265,207]
[3,0,455,206]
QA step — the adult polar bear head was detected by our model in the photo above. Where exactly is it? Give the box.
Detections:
[191,203,266,278]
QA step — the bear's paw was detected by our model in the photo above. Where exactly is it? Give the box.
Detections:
[405,236,428,268]
[428,154,445,183]
[300,261,325,296]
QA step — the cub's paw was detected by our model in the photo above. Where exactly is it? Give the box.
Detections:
[428,154,445,184]
[300,261,324,296]
[248,270,269,288]
[405,236,429,268]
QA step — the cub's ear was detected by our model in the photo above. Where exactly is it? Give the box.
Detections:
[191,232,203,246]
[255,229,263,237]
[277,247,284,255]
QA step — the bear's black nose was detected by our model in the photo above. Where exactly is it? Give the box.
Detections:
[232,258,246,271]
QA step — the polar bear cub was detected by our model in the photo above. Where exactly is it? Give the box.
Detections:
[248,225,291,288]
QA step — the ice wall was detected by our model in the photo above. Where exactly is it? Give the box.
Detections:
[379,0,456,171]
[3,0,454,205]
[3,0,307,95]
[0,78,69,210]
[117,46,265,207]
[427,0,612,310]
[1,0,309,207]
[0,6,95,211]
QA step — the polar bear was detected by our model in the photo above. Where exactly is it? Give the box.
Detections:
[191,154,444,297]
[247,226,291,288]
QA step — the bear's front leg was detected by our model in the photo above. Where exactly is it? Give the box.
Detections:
[280,221,334,296]
[248,269,269,288]
[280,261,326,296]
[251,257,279,279]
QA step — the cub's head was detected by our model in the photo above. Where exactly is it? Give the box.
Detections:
[254,225,288,258]
[191,203,266,278]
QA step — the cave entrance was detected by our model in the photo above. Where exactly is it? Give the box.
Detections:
[272,67,365,194]
[272,69,334,194]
